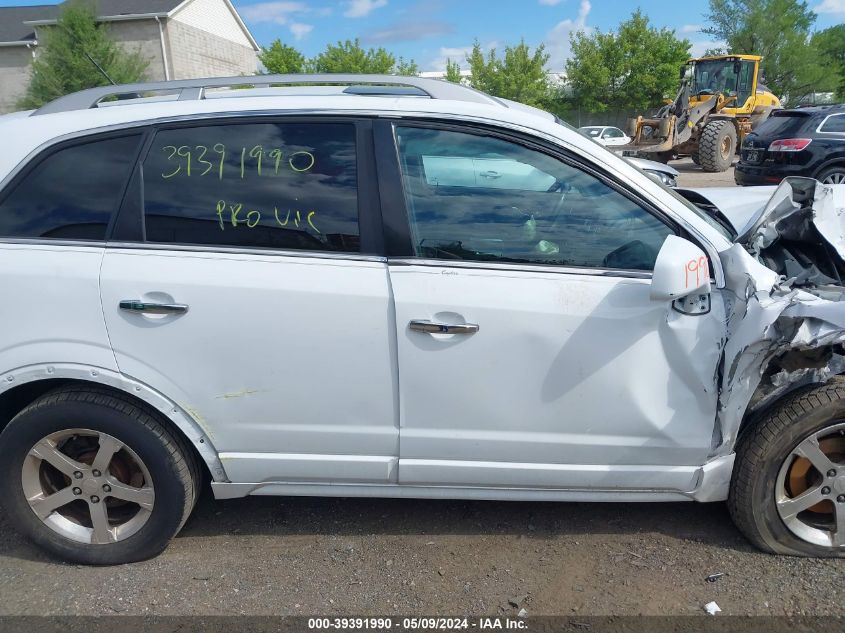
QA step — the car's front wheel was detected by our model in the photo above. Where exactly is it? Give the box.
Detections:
[729,380,845,557]
[0,386,199,564]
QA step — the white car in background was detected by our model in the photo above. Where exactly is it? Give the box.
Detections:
[578,125,632,147]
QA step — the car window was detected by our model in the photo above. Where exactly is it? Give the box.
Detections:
[605,128,624,138]
[395,126,674,271]
[0,134,141,240]
[820,114,845,133]
[141,122,359,252]
[580,128,602,138]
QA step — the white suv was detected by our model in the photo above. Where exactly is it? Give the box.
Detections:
[0,75,843,564]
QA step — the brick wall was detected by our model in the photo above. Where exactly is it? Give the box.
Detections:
[0,46,35,113]
[166,19,256,79]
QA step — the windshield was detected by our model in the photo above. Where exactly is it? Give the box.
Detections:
[691,60,739,97]
[579,127,603,138]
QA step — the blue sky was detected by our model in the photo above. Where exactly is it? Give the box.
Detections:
[4,0,844,71]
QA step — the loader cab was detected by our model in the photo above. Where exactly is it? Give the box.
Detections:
[686,56,760,114]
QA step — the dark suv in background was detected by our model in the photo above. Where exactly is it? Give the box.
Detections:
[735,105,845,185]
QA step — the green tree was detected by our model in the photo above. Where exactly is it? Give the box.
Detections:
[444,58,462,83]
[395,57,419,76]
[703,0,825,103]
[19,0,148,109]
[564,10,690,113]
[258,39,305,74]
[466,40,551,107]
[812,25,845,100]
[308,38,417,75]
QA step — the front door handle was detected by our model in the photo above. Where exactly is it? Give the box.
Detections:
[409,319,479,335]
[119,300,189,315]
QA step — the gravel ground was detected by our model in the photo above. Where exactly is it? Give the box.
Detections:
[673,157,738,188]
[1,491,842,616]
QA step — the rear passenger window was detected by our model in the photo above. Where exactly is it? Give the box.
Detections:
[820,115,845,133]
[141,122,359,252]
[0,135,141,240]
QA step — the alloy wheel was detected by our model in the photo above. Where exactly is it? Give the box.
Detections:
[822,172,845,185]
[21,428,155,544]
[775,422,845,548]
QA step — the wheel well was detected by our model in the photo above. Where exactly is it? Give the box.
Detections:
[0,378,210,482]
[738,345,845,440]
[814,160,845,178]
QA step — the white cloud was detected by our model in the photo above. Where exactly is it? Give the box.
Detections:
[427,45,475,71]
[365,20,452,43]
[344,0,388,18]
[680,24,703,33]
[689,39,726,57]
[815,0,845,16]
[539,0,564,5]
[543,0,592,70]
[289,22,313,40]
[239,1,308,25]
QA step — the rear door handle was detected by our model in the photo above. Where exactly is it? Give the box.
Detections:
[119,300,189,315]
[409,319,479,335]
[479,171,501,179]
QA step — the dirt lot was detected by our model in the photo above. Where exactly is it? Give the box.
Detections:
[1,491,843,617]
[674,157,738,188]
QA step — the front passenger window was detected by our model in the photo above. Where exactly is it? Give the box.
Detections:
[395,126,674,271]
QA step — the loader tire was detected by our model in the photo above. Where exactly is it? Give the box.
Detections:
[699,120,737,172]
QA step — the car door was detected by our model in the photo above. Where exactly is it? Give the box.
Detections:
[100,118,399,485]
[379,121,724,491]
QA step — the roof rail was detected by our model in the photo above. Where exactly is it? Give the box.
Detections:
[33,74,507,116]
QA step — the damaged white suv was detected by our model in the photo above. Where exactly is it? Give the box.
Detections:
[0,75,843,564]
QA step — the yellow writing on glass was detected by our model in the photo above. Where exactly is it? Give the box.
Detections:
[216,200,320,234]
[161,144,315,179]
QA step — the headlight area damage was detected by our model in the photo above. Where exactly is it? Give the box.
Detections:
[715,177,845,457]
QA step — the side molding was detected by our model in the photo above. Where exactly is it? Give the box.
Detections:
[0,363,227,482]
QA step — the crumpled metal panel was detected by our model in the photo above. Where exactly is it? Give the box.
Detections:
[713,178,845,455]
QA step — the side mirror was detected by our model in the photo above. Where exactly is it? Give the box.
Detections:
[650,236,711,301]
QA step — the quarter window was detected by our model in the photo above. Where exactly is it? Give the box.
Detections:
[0,135,141,240]
[141,122,360,252]
[395,126,674,271]
[820,114,845,133]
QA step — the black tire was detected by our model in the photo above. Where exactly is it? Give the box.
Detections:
[816,165,845,186]
[0,386,199,564]
[729,380,845,557]
[698,120,737,172]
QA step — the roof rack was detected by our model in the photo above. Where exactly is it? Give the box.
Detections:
[33,74,507,116]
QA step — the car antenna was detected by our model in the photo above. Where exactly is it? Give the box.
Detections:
[83,50,116,85]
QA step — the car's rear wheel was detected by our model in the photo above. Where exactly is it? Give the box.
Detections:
[0,386,199,564]
[729,381,845,557]
[817,166,845,185]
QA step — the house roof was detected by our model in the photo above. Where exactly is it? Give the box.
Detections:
[0,5,58,43]
[1,0,257,50]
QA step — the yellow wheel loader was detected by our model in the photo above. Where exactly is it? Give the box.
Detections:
[622,55,781,172]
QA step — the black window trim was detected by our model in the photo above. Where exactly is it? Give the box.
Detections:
[0,128,148,245]
[107,115,382,258]
[374,117,694,275]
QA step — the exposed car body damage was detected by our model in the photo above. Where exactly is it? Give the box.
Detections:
[687,178,845,458]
